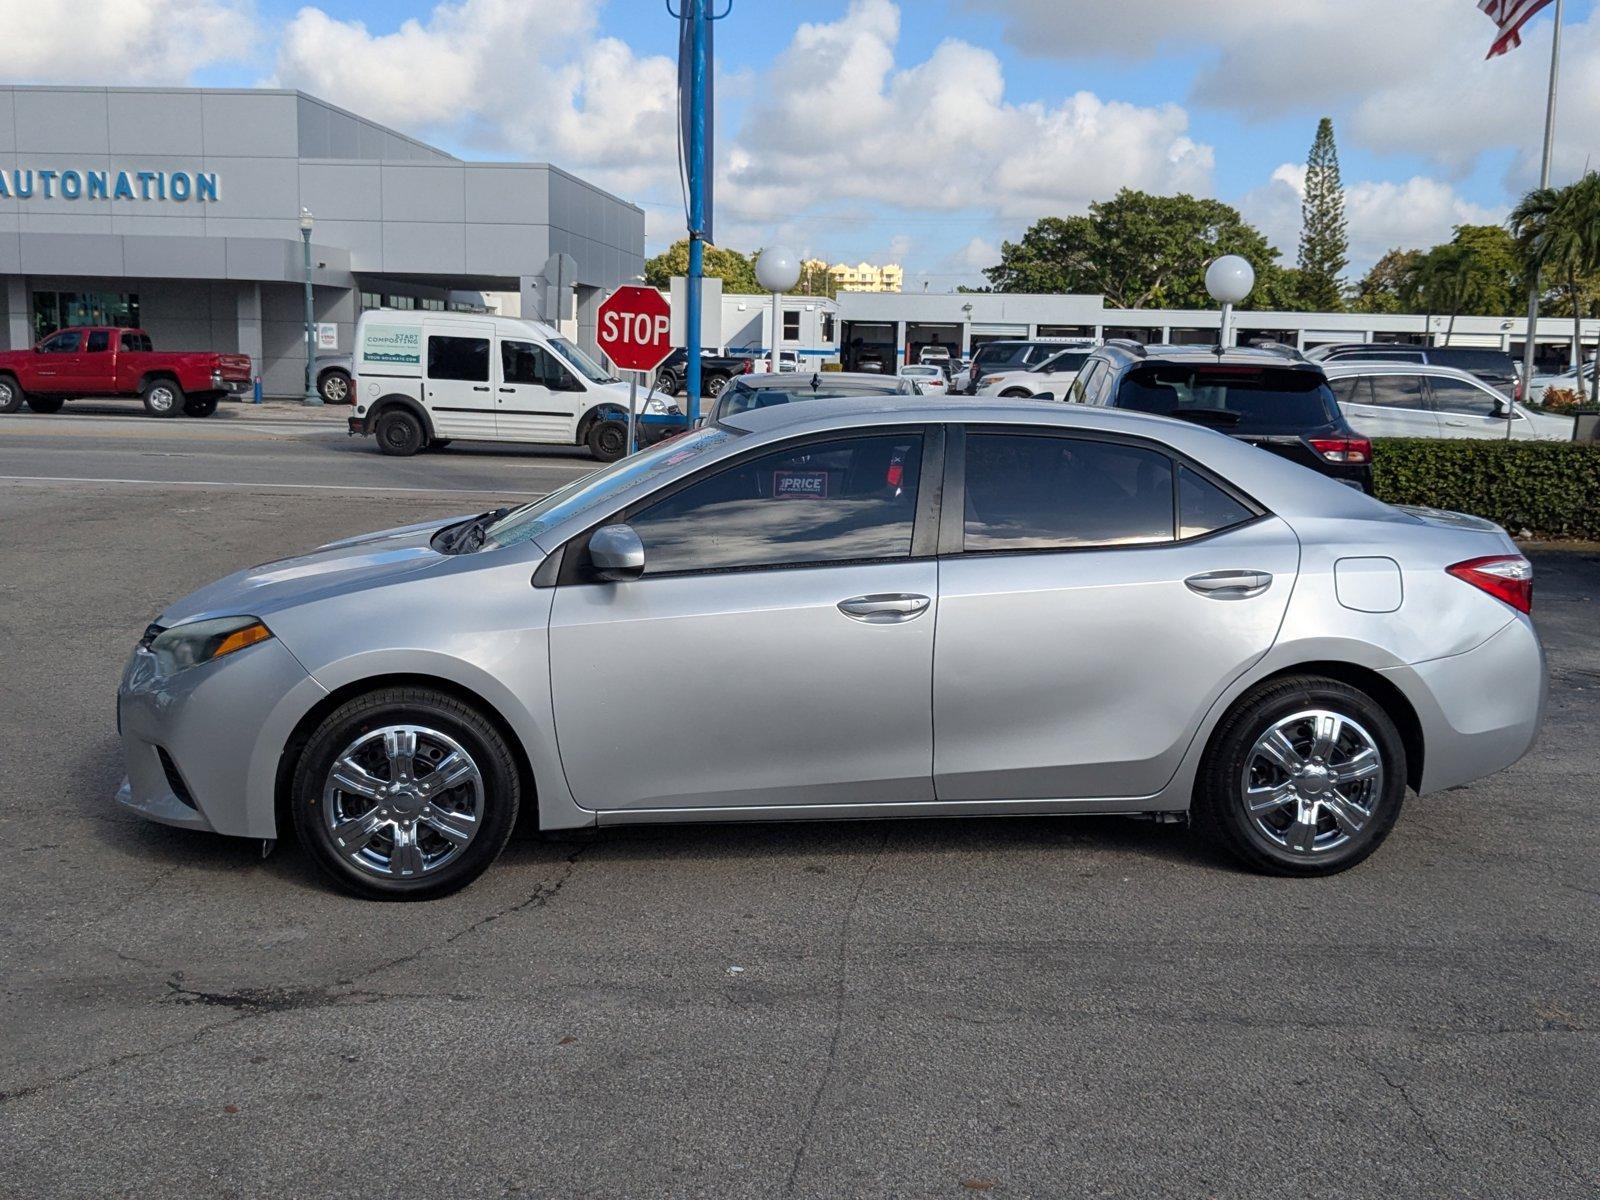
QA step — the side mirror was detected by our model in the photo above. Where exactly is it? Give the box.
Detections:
[589,524,645,582]
[1493,397,1514,418]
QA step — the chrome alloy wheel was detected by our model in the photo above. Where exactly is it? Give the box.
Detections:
[322,725,485,879]
[147,384,176,414]
[1241,709,1384,857]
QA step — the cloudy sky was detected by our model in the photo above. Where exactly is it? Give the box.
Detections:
[5,0,1596,288]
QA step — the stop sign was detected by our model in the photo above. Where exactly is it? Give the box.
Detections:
[596,286,673,373]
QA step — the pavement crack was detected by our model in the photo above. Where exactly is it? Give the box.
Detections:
[1373,1063,1450,1161]
[783,831,887,1198]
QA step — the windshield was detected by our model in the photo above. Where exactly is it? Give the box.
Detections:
[483,426,739,548]
[548,335,617,384]
[1116,365,1339,434]
[902,367,941,377]
[1035,351,1090,373]
[719,381,907,416]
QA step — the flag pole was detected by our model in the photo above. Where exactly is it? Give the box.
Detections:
[1514,0,1563,439]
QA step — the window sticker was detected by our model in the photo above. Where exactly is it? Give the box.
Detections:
[773,470,830,500]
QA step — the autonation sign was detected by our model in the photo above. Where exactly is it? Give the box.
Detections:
[0,168,220,202]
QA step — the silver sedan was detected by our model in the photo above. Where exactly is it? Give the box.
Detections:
[117,400,1546,899]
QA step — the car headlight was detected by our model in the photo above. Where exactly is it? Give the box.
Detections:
[146,616,272,675]
[644,397,678,415]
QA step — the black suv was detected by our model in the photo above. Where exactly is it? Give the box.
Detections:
[964,339,1087,395]
[1071,342,1374,492]
[1306,343,1521,401]
[654,348,755,398]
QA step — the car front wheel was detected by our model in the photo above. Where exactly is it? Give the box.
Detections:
[1191,675,1406,876]
[291,687,521,900]
[586,419,627,462]
[320,370,352,405]
[0,376,23,414]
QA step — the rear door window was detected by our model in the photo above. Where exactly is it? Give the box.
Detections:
[963,433,1175,551]
[427,336,490,382]
[120,332,152,352]
[85,330,110,353]
[626,433,924,574]
[1368,375,1430,410]
[1113,366,1339,434]
[1429,376,1500,418]
[1179,467,1256,539]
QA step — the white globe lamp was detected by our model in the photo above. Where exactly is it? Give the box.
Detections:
[757,246,802,372]
[1205,255,1255,350]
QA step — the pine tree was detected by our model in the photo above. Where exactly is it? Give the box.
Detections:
[1297,117,1349,312]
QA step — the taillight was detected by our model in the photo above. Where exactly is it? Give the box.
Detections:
[1447,554,1533,614]
[1309,436,1371,464]
[1514,378,1524,403]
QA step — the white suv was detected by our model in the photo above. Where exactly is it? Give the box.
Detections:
[349,310,677,460]
[1323,362,1571,442]
[976,343,1098,400]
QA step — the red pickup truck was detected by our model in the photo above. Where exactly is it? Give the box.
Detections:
[0,327,252,418]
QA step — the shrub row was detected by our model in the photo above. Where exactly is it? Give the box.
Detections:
[1372,437,1600,540]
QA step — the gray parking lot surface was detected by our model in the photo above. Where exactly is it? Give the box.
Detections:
[1,417,1597,1198]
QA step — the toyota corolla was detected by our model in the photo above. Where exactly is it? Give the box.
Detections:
[116,399,1545,899]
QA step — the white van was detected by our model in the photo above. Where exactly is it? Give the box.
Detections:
[347,310,678,461]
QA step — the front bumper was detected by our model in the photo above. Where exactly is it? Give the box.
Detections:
[116,635,322,838]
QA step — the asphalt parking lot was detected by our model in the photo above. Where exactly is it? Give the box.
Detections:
[2,411,1597,1199]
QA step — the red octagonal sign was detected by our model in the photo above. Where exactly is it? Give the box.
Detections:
[596,285,674,373]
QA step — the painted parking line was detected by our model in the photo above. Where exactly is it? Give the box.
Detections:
[0,473,553,498]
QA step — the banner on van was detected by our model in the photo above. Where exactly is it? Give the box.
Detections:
[362,324,421,365]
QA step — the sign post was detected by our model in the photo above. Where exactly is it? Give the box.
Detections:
[597,286,676,453]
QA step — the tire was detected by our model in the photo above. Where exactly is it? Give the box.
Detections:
[1191,675,1407,876]
[141,377,183,418]
[183,395,219,418]
[428,438,453,451]
[319,369,352,405]
[290,686,521,901]
[703,372,730,398]
[654,369,680,397]
[25,394,65,414]
[374,408,425,457]
[1000,388,1032,399]
[0,375,22,414]
[586,418,627,463]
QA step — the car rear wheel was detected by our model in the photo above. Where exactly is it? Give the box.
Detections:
[291,687,521,900]
[25,394,65,414]
[654,369,680,396]
[142,378,183,418]
[587,419,627,462]
[1191,675,1406,876]
[0,376,23,414]
[319,369,352,405]
[704,372,730,398]
[375,408,425,456]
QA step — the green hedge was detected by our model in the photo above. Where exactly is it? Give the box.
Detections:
[1372,438,1600,540]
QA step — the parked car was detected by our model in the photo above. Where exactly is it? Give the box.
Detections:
[977,344,1097,399]
[116,397,1545,899]
[346,310,678,461]
[1306,343,1523,402]
[653,348,755,398]
[1323,362,1572,441]
[0,327,252,418]
[899,364,950,395]
[964,338,1092,394]
[316,354,353,405]
[1070,342,1374,492]
[705,371,918,424]
[1526,362,1594,404]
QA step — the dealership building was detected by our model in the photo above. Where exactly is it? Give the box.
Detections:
[0,85,645,395]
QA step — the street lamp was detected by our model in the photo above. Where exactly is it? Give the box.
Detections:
[756,246,801,373]
[1205,255,1255,351]
[300,208,322,406]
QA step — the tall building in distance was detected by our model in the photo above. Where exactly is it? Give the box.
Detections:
[825,260,904,293]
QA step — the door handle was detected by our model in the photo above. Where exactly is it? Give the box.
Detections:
[837,593,931,623]
[1185,570,1272,599]
[1443,418,1472,426]
[473,385,491,392]
[499,387,516,393]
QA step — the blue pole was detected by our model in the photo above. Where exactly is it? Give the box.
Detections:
[684,0,707,423]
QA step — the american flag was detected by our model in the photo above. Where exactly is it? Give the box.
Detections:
[1479,0,1556,57]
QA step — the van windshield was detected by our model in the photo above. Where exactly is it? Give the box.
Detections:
[548,336,617,384]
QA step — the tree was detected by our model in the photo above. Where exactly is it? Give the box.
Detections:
[1449,224,1522,315]
[1351,248,1424,314]
[643,239,763,293]
[1511,172,1600,402]
[983,191,1291,309]
[794,259,838,298]
[1297,117,1348,312]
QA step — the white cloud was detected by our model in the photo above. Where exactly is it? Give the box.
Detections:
[1238,163,1502,278]
[722,0,1213,226]
[972,0,1600,187]
[273,0,678,195]
[0,0,255,82]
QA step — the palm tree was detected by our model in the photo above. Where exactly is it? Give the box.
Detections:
[1511,172,1600,403]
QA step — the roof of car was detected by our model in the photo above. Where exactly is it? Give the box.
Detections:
[1320,360,1499,385]
[730,371,911,390]
[1095,342,1327,373]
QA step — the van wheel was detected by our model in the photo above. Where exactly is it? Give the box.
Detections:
[0,376,22,414]
[25,394,65,414]
[375,408,425,456]
[183,395,219,418]
[586,419,627,463]
[1191,675,1406,876]
[142,378,183,418]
